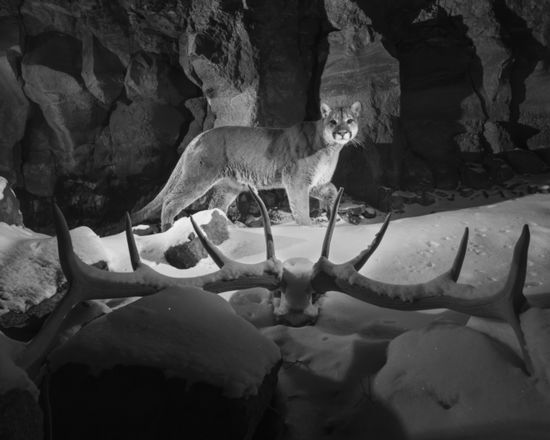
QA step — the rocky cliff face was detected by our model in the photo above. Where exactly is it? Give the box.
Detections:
[0,0,549,230]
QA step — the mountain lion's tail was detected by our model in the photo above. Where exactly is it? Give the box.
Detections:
[130,187,167,225]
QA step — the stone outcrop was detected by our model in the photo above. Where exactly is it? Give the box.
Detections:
[0,226,109,335]
[0,177,23,225]
[47,288,282,440]
[0,0,548,229]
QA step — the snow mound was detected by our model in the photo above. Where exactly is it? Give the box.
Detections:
[229,287,275,327]
[373,323,550,438]
[522,308,550,394]
[49,287,281,398]
[0,226,110,316]
[135,209,227,263]
[0,333,37,399]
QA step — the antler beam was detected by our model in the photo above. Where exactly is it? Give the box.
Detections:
[312,189,533,374]
[18,200,283,375]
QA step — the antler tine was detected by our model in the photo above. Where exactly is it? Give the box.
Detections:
[125,212,141,271]
[321,187,344,258]
[247,185,275,260]
[349,213,392,271]
[189,215,229,269]
[450,227,469,282]
[313,224,534,374]
[18,205,163,374]
[495,224,531,373]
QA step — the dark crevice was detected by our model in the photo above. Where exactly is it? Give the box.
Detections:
[493,0,546,147]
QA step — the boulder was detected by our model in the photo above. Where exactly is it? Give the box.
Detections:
[22,32,106,174]
[20,0,77,36]
[99,100,184,180]
[501,0,550,150]
[177,97,214,154]
[20,109,57,198]
[0,18,29,183]
[125,52,198,106]
[179,3,259,127]
[0,226,109,335]
[0,177,23,226]
[164,210,229,269]
[81,30,125,106]
[47,287,282,440]
[484,121,516,154]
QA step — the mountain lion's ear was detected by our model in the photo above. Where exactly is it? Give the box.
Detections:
[320,103,331,119]
[350,101,362,116]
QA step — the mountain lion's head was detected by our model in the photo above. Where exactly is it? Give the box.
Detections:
[320,101,361,145]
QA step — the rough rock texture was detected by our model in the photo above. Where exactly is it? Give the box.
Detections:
[164,209,229,269]
[0,389,43,440]
[0,226,109,335]
[48,363,279,440]
[0,177,23,225]
[46,287,281,440]
[0,0,549,228]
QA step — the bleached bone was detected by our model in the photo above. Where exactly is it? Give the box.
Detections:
[16,204,282,375]
[312,188,533,374]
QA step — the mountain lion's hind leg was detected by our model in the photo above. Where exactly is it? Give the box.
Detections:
[161,178,221,231]
[208,181,246,213]
[310,182,338,219]
[286,184,312,226]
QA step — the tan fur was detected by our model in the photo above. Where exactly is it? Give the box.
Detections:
[132,102,361,230]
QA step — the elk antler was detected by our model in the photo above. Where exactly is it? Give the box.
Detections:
[18,202,282,374]
[189,185,276,267]
[312,189,533,374]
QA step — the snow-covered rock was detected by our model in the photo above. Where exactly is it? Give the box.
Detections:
[47,287,281,439]
[373,323,550,438]
[134,209,229,267]
[0,225,110,326]
[50,287,280,397]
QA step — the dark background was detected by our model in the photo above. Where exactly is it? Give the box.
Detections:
[0,0,549,231]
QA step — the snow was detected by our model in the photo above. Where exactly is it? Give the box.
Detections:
[130,209,226,263]
[49,287,281,399]
[1,188,550,438]
[373,323,550,438]
[0,226,110,316]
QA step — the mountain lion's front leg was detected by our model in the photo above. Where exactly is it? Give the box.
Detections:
[285,183,312,226]
[310,182,338,217]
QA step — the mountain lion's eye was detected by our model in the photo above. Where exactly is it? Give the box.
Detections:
[346,119,354,124]
[329,120,337,125]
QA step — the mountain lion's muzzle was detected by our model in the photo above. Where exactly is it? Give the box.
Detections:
[333,129,352,141]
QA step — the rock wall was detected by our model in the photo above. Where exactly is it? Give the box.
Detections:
[0,0,549,230]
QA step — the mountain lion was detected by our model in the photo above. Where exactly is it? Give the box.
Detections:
[132,101,361,230]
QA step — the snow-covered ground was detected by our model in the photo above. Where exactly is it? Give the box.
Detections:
[2,188,550,439]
